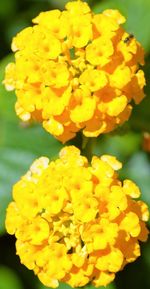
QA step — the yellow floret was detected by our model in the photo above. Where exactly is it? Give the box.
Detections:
[4,0,145,142]
[5,146,149,288]
[86,36,114,66]
[79,68,108,91]
[123,179,141,198]
[70,97,96,123]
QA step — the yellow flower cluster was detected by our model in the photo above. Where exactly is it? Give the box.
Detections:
[4,0,145,142]
[5,146,149,288]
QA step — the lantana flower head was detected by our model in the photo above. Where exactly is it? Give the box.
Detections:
[6,146,149,288]
[4,0,145,142]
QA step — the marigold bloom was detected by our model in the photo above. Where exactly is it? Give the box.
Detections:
[5,146,149,288]
[4,0,145,142]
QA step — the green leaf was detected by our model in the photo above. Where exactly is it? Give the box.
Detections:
[0,266,23,289]
[94,132,141,162]
[93,0,150,51]
[0,55,63,235]
[0,0,17,19]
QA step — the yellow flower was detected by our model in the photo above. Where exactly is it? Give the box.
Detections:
[70,97,96,123]
[109,65,131,89]
[86,36,114,66]
[120,212,141,237]
[98,95,128,117]
[5,146,149,288]
[96,248,123,272]
[79,68,108,91]
[4,0,145,143]
[93,271,115,288]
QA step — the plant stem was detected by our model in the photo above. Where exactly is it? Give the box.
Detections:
[81,136,96,161]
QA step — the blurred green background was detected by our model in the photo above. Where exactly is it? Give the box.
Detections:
[0,0,150,289]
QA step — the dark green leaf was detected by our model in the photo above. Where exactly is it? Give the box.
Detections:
[0,0,17,19]
[0,266,23,289]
